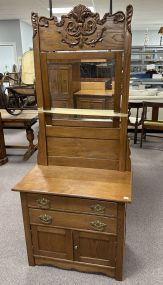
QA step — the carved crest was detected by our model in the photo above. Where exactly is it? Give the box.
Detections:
[56,5,108,48]
[31,4,133,43]
[31,12,38,38]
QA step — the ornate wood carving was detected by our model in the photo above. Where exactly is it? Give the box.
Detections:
[126,5,133,34]
[56,5,106,48]
[31,4,133,45]
[31,12,38,38]
[39,16,58,28]
[56,5,126,48]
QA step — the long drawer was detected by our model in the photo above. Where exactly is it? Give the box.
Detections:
[29,208,117,234]
[27,194,117,217]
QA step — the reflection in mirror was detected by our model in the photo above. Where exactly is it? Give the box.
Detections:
[48,59,115,122]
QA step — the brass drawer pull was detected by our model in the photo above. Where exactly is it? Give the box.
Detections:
[90,220,107,232]
[91,204,105,214]
[39,214,52,225]
[37,198,50,209]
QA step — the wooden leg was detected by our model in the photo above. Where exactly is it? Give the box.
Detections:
[115,203,126,281]
[20,193,35,265]
[23,126,37,160]
[0,113,8,165]
[140,128,144,148]
[134,122,138,144]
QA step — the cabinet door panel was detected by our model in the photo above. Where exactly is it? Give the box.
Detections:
[31,225,73,260]
[48,65,71,103]
[73,231,116,267]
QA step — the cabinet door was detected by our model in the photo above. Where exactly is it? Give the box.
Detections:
[73,231,116,267]
[48,65,72,103]
[31,225,73,260]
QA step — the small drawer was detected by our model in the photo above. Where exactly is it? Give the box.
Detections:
[27,194,117,217]
[53,100,68,108]
[29,209,117,234]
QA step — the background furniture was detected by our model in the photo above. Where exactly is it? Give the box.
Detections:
[3,51,37,115]
[131,45,163,74]
[1,109,38,160]
[128,102,143,143]
[0,112,8,165]
[12,4,133,281]
[140,101,163,147]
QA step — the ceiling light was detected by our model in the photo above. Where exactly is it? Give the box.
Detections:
[48,7,95,14]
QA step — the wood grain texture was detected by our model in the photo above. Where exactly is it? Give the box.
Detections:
[37,112,47,165]
[27,193,118,217]
[74,90,113,96]
[34,255,115,278]
[73,231,116,267]
[12,165,132,203]
[20,193,35,265]
[115,203,126,281]
[29,208,117,234]
[48,156,119,170]
[31,225,73,260]
[38,108,127,118]
[46,126,120,140]
[81,81,106,90]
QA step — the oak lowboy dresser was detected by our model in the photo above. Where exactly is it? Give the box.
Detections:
[12,4,133,281]
[13,165,131,281]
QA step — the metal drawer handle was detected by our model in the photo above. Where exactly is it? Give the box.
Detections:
[91,204,105,214]
[39,214,52,225]
[37,198,50,209]
[90,220,107,232]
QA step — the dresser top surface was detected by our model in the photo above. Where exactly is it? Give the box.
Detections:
[12,165,132,203]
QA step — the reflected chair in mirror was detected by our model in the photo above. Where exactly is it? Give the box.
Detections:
[128,102,143,144]
[4,50,37,115]
[140,101,163,147]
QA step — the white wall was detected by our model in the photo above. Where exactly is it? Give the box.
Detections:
[132,30,161,46]
[0,20,22,57]
[0,44,17,73]
[20,21,33,53]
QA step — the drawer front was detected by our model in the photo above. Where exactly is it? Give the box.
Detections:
[54,100,69,108]
[27,194,117,217]
[29,209,117,234]
[77,98,105,110]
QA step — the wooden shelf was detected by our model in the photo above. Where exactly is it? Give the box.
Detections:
[38,108,127,118]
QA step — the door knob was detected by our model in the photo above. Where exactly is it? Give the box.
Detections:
[74,245,78,250]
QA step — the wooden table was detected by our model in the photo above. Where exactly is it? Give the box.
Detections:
[74,89,113,110]
[0,109,38,161]
[0,112,8,165]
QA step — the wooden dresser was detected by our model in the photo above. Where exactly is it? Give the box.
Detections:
[13,165,131,281]
[12,4,133,281]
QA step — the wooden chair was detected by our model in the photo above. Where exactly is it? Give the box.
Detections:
[4,51,37,115]
[128,102,143,144]
[12,4,133,281]
[140,101,163,147]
